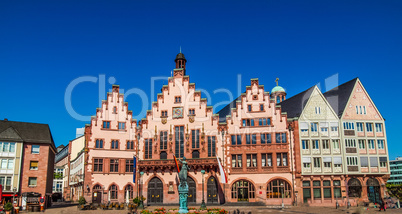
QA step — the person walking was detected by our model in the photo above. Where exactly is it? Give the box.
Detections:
[379,198,387,211]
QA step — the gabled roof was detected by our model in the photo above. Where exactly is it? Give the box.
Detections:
[217,96,241,123]
[323,78,358,118]
[280,86,315,118]
[0,120,56,150]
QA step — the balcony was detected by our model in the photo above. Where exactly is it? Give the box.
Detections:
[138,157,218,173]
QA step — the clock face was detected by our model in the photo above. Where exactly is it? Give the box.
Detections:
[173,107,183,118]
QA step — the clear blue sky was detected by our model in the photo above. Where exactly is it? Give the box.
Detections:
[1,1,401,159]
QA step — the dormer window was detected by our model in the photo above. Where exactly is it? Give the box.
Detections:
[315,107,321,114]
[260,104,264,111]
[103,121,110,129]
[248,105,252,112]
[113,107,117,114]
[175,96,181,103]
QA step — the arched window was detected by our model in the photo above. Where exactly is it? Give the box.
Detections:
[348,178,362,198]
[111,140,119,149]
[267,179,291,198]
[109,185,118,199]
[192,150,199,159]
[96,139,103,148]
[124,185,133,200]
[160,151,167,160]
[231,180,255,201]
[93,184,102,190]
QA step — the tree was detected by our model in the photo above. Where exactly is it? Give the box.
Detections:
[386,183,402,201]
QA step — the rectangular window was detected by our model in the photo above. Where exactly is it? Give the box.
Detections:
[332,139,340,149]
[1,160,7,169]
[368,139,375,149]
[345,139,356,148]
[380,161,387,168]
[302,140,309,150]
[331,126,338,132]
[175,96,181,103]
[260,104,264,111]
[315,107,321,114]
[231,154,242,168]
[7,160,13,169]
[174,126,185,158]
[313,157,321,168]
[377,140,385,149]
[9,143,15,153]
[303,162,311,168]
[248,105,252,112]
[311,123,318,132]
[346,157,358,166]
[125,159,134,172]
[207,136,216,157]
[313,188,321,199]
[261,153,272,167]
[102,121,110,129]
[322,140,329,150]
[276,133,287,143]
[111,140,119,149]
[312,140,320,150]
[110,159,119,172]
[189,109,195,115]
[191,130,200,149]
[251,134,256,144]
[161,110,168,117]
[260,133,271,144]
[246,135,251,145]
[127,141,134,150]
[30,161,38,170]
[96,139,104,149]
[31,145,40,154]
[324,162,331,168]
[357,122,364,132]
[118,122,125,130]
[323,180,331,198]
[28,177,37,187]
[94,159,103,172]
[160,131,168,150]
[358,140,365,149]
[276,153,288,166]
[343,122,355,130]
[375,123,383,132]
[246,154,257,167]
[145,139,153,159]
[366,123,373,132]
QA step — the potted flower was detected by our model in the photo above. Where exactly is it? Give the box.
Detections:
[4,202,13,214]
[78,196,86,210]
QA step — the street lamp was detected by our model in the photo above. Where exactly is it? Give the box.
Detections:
[13,187,17,214]
[281,182,284,210]
[200,170,206,210]
[139,171,144,209]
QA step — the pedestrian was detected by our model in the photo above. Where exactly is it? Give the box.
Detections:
[379,198,386,211]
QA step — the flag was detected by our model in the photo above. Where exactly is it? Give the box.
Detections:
[133,156,136,183]
[217,157,228,184]
[173,155,180,173]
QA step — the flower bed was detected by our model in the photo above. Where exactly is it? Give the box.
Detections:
[139,208,227,214]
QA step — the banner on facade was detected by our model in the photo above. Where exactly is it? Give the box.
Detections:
[133,156,136,183]
[173,155,180,173]
[217,157,228,183]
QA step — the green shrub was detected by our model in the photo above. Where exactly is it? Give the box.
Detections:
[4,202,13,211]
[78,196,86,205]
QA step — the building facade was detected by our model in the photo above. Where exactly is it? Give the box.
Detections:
[68,135,85,201]
[218,79,293,205]
[83,85,137,204]
[388,157,402,185]
[281,86,344,206]
[0,120,56,209]
[54,145,68,201]
[138,53,223,205]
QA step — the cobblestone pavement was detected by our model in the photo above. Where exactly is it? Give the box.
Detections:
[39,204,402,214]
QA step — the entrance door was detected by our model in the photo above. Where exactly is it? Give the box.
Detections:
[188,177,196,203]
[207,176,218,204]
[148,177,163,205]
[367,178,380,204]
[92,191,101,204]
[303,188,311,203]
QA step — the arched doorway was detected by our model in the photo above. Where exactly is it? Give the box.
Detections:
[367,178,380,204]
[188,177,196,204]
[207,176,219,204]
[148,177,163,205]
[92,184,102,203]
[266,179,291,199]
[231,180,255,202]
[348,178,362,198]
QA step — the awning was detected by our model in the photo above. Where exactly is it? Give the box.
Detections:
[360,157,369,167]
[2,194,17,197]
[323,157,332,162]
[370,157,378,167]
[302,157,311,163]
[333,157,342,164]
[320,122,329,128]
[300,122,308,130]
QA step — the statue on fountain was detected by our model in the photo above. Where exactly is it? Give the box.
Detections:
[178,157,190,213]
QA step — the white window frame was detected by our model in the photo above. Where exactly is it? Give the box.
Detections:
[347,156,358,166]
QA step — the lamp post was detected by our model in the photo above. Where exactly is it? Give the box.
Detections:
[200,170,207,210]
[139,171,144,209]
[12,187,17,214]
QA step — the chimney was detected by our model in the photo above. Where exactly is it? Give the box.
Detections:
[4,118,8,121]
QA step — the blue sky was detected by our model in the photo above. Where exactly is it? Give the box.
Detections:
[0,1,401,159]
